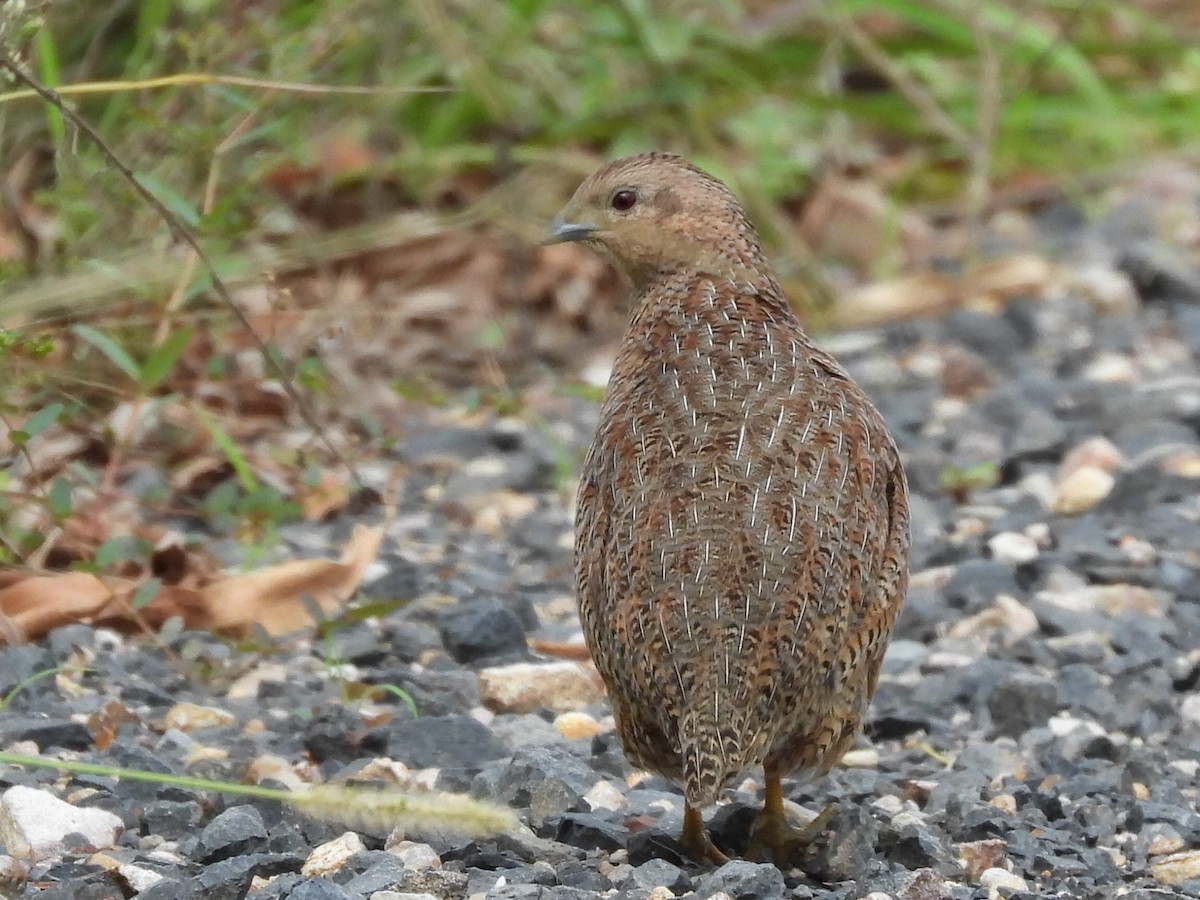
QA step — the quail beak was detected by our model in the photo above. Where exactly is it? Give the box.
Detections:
[543,216,598,245]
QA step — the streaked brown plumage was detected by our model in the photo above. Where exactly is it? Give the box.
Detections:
[546,152,909,865]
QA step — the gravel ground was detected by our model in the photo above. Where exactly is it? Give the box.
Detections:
[2,213,1200,899]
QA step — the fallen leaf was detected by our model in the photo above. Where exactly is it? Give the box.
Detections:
[832,271,960,328]
[0,525,382,642]
[296,471,350,521]
[527,638,592,661]
[200,523,383,635]
[798,172,935,269]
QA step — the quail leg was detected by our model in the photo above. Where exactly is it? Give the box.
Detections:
[679,802,729,865]
[746,768,834,867]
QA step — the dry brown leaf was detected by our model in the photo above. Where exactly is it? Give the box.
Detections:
[830,254,1056,328]
[966,254,1056,304]
[0,572,205,641]
[798,173,935,269]
[170,456,235,498]
[200,523,383,635]
[832,271,960,328]
[87,700,139,750]
[527,638,593,661]
[297,471,350,521]
[0,525,381,643]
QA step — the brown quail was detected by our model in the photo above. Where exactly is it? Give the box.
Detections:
[545,152,910,866]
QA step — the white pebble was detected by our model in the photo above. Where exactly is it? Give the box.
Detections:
[1151,849,1200,885]
[987,532,1039,565]
[387,839,441,870]
[584,780,627,812]
[1180,694,1200,726]
[0,785,123,861]
[979,867,1028,897]
[1052,466,1114,515]
[302,831,365,876]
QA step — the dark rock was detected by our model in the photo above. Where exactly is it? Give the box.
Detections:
[440,600,528,663]
[987,672,1059,738]
[892,584,949,643]
[197,805,268,863]
[395,668,481,716]
[142,800,204,841]
[281,878,359,900]
[805,804,879,882]
[385,619,444,663]
[340,855,406,894]
[396,425,497,465]
[386,867,471,899]
[0,645,50,699]
[1111,418,1198,459]
[881,819,949,873]
[628,857,691,893]
[324,621,387,666]
[1108,611,1175,665]
[1118,242,1200,304]
[496,828,585,866]
[44,624,101,659]
[1008,407,1068,460]
[944,308,1029,366]
[695,860,785,899]
[1027,595,1103,640]
[1060,667,1113,724]
[266,821,310,855]
[369,554,425,604]
[474,745,597,827]
[485,886,601,900]
[65,884,131,900]
[0,716,92,751]
[707,802,759,858]
[882,639,930,675]
[188,856,261,900]
[389,714,509,770]
[553,812,626,851]
[302,706,385,763]
[30,874,125,900]
[139,881,198,900]
[554,859,612,891]
[626,828,695,868]
[244,874,305,900]
[942,560,1022,615]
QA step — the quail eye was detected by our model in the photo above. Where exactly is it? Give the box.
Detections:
[610,189,637,212]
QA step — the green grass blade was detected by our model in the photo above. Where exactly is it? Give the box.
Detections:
[140,325,194,391]
[71,324,142,382]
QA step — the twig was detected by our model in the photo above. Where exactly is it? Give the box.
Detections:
[0,53,364,488]
[155,93,270,346]
[0,72,449,107]
[966,5,1002,245]
[0,410,54,566]
[837,14,972,154]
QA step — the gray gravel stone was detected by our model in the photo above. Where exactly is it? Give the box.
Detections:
[475,745,598,827]
[440,600,529,663]
[987,672,1059,739]
[196,805,268,863]
[696,860,785,899]
[388,714,510,769]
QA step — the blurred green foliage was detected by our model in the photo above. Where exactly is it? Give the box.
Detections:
[1,0,1198,273]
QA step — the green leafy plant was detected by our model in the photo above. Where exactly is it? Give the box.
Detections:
[71,323,194,393]
[321,631,420,719]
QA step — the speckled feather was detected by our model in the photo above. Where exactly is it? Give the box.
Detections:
[566,153,910,807]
